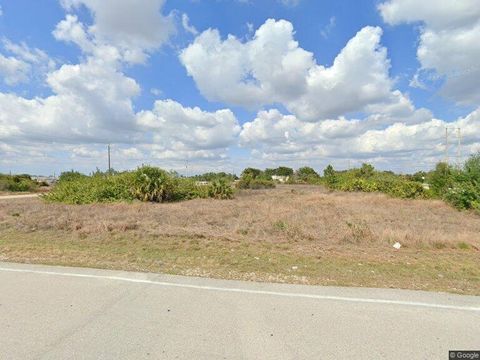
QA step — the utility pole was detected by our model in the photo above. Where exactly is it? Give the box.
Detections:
[444,127,449,165]
[108,144,111,173]
[456,127,462,169]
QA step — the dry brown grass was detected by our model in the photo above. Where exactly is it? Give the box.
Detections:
[1,185,479,294]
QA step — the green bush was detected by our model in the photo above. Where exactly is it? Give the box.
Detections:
[44,172,133,204]
[444,182,480,210]
[58,171,87,182]
[237,173,275,189]
[322,164,427,199]
[464,153,480,183]
[338,178,379,192]
[131,166,176,202]
[175,178,209,200]
[208,178,234,199]
[7,179,34,192]
[428,162,454,196]
[320,154,480,209]
[421,153,480,210]
[377,178,425,199]
[0,174,38,192]
[44,166,236,204]
[190,172,236,182]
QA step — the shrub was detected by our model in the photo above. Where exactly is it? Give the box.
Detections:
[237,174,275,189]
[175,178,209,200]
[323,164,427,199]
[58,171,87,182]
[376,178,425,199]
[410,171,427,183]
[464,153,480,183]
[423,153,480,210]
[45,166,235,204]
[131,166,176,202]
[339,178,379,193]
[0,174,38,192]
[6,179,33,192]
[428,162,454,196]
[444,181,480,211]
[190,172,236,182]
[44,172,133,204]
[208,178,234,199]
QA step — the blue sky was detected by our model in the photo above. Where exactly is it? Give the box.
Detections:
[0,0,479,175]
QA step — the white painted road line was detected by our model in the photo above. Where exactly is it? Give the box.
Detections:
[1,266,479,312]
[2,262,479,359]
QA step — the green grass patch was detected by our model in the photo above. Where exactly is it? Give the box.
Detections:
[1,229,478,295]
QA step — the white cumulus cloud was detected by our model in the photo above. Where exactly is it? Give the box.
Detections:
[240,107,480,169]
[379,0,480,105]
[58,0,175,64]
[180,20,409,121]
[137,99,241,160]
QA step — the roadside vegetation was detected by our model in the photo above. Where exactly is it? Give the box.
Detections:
[0,174,41,193]
[1,185,479,294]
[321,153,480,212]
[37,152,480,212]
[2,154,478,294]
[43,166,233,204]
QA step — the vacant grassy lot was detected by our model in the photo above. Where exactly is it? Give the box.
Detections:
[1,185,479,294]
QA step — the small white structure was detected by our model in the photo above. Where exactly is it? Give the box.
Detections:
[271,175,289,183]
[32,176,57,185]
[195,181,209,186]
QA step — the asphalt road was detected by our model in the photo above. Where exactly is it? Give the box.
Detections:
[0,262,478,359]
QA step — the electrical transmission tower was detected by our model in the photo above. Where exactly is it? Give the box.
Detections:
[444,127,462,167]
[456,127,462,169]
[445,127,449,164]
[108,144,111,173]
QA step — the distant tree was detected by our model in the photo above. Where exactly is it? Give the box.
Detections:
[241,168,262,179]
[323,164,336,186]
[275,166,294,177]
[358,163,375,178]
[296,167,319,181]
[58,171,87,182]
[464,152,480,183]
[411,171,427,183]
[323,165,335,178]
[263,168,275,179]
[428,162,454,195]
